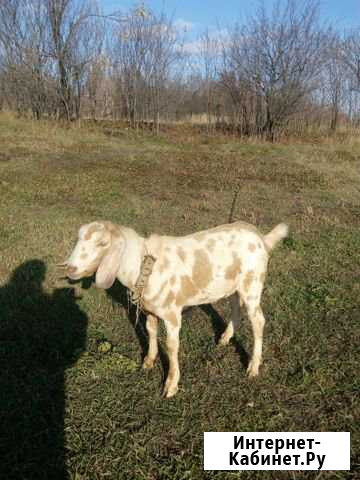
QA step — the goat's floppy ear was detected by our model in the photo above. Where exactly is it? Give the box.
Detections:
[96,235,124,289]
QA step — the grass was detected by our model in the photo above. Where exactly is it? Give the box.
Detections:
[0,112,359,479]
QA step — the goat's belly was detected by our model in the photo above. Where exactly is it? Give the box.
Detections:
[187,280,236,306]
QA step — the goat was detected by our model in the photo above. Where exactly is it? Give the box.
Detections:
[62,220,288,397]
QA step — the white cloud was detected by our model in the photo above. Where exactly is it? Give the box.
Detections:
[174,18,195,33]
[181,28,229,55]
[182,39,202,55]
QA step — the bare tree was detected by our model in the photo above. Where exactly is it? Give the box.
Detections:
[197,29,220,130]
[45,0,104,120]
[342,29,360,91]
[222,0,326,139]
[0,0,53,118]
[321,32,346,132]
[85,54,111,119]
[110,3,185,131]
[0,0,104,120]
[340,28,360,125]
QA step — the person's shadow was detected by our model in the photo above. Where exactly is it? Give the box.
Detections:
[0,260,87,480]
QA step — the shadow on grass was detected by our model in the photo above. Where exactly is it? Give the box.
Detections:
[106,281,148,356]
[0,260,87,480]
[200,304,249,369]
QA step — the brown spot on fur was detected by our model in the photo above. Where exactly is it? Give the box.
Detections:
[176,275,198,306]
[163,290,176,308]
[177,247,186,263]
[248,243,257,252]
[225,253,242,280]
[243,270,255,292]
[102,221,123,237]
[192,250,212,289]
[84,224,101,240]
[206,238,216,252]
[167,311,179,327]
[159,257,170,274]
[80,253,88,260]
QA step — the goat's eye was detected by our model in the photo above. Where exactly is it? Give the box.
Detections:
[97,241,108,247]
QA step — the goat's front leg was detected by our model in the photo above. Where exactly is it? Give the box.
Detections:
[143,314,159,369]
[162,310,182,398]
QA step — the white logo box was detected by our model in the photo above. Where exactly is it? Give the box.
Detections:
[204,432,350,471]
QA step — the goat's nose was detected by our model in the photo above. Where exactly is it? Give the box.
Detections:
[66,265,77,275]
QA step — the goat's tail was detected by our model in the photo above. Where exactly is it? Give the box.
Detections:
[263,223,289,252]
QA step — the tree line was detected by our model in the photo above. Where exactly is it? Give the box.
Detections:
[1,0,360,139]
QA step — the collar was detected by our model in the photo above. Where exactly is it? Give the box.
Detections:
[130,251,156,315]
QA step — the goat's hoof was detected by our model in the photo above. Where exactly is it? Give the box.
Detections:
[142,356,155,370]
[246,361,259,378]
[162,385,178,398]
[218,334,230,346]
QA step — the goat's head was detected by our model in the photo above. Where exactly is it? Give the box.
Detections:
[62,221,125,289]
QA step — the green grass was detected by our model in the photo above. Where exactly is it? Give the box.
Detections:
[0,113,359,479]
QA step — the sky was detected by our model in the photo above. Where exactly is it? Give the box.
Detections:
[101,0,360,35]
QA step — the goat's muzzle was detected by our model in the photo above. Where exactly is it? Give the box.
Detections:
[66,265,78,276]
[56,261,68,268]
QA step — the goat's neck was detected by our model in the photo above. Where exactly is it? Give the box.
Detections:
[116,227,145,291]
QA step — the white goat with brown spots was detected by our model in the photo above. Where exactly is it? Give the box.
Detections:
[64,220,288,398]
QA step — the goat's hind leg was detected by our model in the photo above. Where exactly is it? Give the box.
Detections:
[219,292,242,346]
[246,303,265,377]
[240,283,266,377]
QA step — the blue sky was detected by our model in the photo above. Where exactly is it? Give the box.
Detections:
[101,0,360,33]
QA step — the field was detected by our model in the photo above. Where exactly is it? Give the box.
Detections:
[0,112,359,479]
